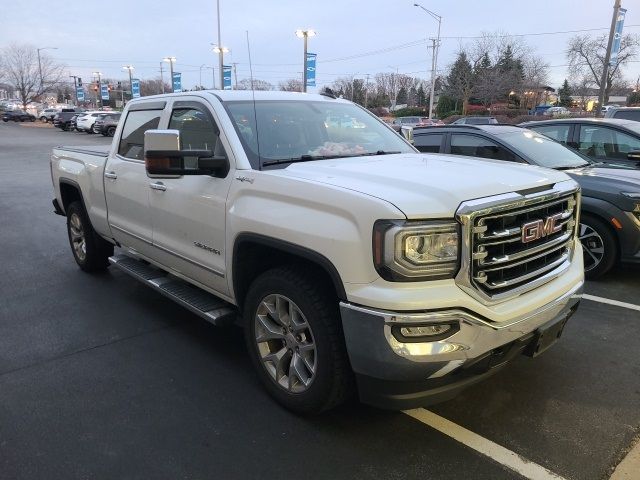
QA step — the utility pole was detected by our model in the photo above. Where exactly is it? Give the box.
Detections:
[597,0,622,117]
[159,62,165,93]
[364,74,370,108]
[69,75,78,105]
[232,62,239,89]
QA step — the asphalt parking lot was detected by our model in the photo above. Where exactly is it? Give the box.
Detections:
[1,121,639,480]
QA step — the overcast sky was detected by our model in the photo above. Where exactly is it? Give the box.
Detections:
[2,0,639,91]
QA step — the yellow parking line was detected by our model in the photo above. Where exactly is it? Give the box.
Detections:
[403,409,566,480]
[582,294,640,312]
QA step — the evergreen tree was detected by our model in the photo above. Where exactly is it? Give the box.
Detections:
[396,86,408,105]
[557,79,572,107]
[445,51,474,114]
[416,85,426,106]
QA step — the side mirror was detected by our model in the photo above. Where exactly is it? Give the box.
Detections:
[144,129,229,177]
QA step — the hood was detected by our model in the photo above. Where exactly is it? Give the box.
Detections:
[567,166,640,211]
[275,153,572,218]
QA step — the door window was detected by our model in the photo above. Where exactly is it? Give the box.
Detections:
[450,134,514,161]
[414,133,443,153]
[118,110,162,160]
[168,107,226,169]
[529,124,571,144]
[578,125,640,160]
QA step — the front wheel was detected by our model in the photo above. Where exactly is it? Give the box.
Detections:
[244,266,353,414]
[66,201,113,272]
[107,126,116,137]
[579,215,617,279]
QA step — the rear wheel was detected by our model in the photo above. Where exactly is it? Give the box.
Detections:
[66,201,113,272]
[244,266,353,414]
[579,215,617,279]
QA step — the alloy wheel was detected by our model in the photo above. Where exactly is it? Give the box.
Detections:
[254,294,317,393]
[69,213,87,262]
[579,223,605,272]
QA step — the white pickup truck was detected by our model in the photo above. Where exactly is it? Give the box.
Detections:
[51,91,584,413]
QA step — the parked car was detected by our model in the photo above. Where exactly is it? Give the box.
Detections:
[543,106,570,117]
[53,111,84,131]
[391,116,441,128]
[50,90,584,413]
[38,108,59,122]
[94,113,121,136]
[76,112,103,133]
[451,116,498,125]
[520,118,640,169]
[413,124,640,278]
[605,107,640,122]
[2,110,36,122]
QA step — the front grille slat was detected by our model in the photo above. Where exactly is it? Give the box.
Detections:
[470,192,578,298]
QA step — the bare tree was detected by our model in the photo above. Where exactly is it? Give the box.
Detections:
[140,78,170,96]
[0,43,65,109]
[237,78,273,91]
[571,76,595,111]
[567,33,640,103]
[279,78,303,92]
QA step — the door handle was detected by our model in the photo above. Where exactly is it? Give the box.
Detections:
[104,171,117,180]
[149,182,167,191]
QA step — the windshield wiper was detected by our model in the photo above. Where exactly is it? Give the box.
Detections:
[555,164,589,170]
[262,151,403,167]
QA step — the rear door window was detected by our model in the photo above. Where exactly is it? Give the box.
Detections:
[528,124,571,144]
[414,133,443,153]
[612,110,640,121]
[118,110,163,160]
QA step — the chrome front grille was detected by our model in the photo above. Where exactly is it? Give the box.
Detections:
[472,195,576,296]
[456,181,580,304]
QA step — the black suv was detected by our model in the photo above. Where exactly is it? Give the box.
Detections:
[413,124,640,278]
[53,111,84,131]
[2,110,36,122]
[93,113,121,136]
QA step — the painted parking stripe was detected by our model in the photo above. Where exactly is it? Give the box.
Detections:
[582,294,640,312]
[403,409,566,480]
[610,436,640,480]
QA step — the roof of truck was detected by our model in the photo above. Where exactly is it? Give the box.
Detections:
[127,90,351,104]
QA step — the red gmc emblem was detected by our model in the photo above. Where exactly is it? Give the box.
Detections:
[521,213,564,243]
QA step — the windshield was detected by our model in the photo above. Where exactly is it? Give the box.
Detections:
[225,100,415,168]
[498,130,590,169]
[620,121,640,135]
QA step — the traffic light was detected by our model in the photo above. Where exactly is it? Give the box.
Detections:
[117,81,122,90]
[93,84,98,92]
[77,77,82,86]
[107,84,112,92]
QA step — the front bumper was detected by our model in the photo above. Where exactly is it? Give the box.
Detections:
[340,280,583,409]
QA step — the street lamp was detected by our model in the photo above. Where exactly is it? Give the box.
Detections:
[163,57,177,92]
[414,3,441,119]
[295,29,316,93]
[212,46,229,89]
[122,65,134,100]
[93,71,102,108]
[36,47,58,93]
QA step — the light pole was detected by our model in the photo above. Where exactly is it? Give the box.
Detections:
[212,46,229,89]
[414,3,441,119]
[163,57,176,92]
[69,75,79,105]
[36,47,58,95]
[93,71,102,108]
[295,29,316,93]
[122,65,134,101]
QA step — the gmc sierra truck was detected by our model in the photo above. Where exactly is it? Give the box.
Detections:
[51,91,584,413]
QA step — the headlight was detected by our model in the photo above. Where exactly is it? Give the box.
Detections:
[373,220,460,281]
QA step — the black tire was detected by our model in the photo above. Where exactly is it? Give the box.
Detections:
[243,266,353,414]
[66,201,113,272]
[107,126,116,137]
[579,214,617,279]
[40,116,47,122]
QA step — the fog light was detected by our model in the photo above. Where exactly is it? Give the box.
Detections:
[391,322,459,343]
[400,325,451,337]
